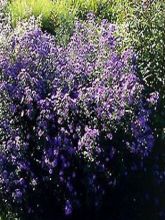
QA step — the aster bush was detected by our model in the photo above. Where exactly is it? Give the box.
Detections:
[0,16,157,219]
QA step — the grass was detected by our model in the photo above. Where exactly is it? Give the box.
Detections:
[8,0,110,28]
[8,0,55,32]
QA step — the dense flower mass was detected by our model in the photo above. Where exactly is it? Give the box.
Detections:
[0,16,156,216]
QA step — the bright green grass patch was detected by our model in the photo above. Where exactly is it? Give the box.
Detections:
[8,0,111,30]
[8,0,55,32]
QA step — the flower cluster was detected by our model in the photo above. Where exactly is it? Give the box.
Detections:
[0,17,155,216]
[147,91,159,106]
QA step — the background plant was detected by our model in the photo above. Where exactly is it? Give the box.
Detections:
[7,0,112,44]
[8,0,55,33]
[113,0,164,138]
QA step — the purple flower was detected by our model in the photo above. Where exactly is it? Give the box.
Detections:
[65,200,72,216]
[147,91,159,105]
[12,189,23,203]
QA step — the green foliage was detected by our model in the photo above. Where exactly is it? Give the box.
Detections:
[8,0,55,33]
[114,0,164,90]
[8,0,113,43]
[72,0,110,18]
[115,0,165,140]
[52,0,113,44]
[52,0,77,45]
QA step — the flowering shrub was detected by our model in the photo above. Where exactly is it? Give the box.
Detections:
[0,16,157,218]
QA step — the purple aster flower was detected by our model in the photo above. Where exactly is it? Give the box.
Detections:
[65,200,72,216]
[147,91,159,105]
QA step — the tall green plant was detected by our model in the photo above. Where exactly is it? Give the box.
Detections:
[105,0,164,141]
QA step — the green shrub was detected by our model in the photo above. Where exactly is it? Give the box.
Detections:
[52,0,77,44]
[72,0,109,18]
[114,0,165,140]
[114,0,164,91]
